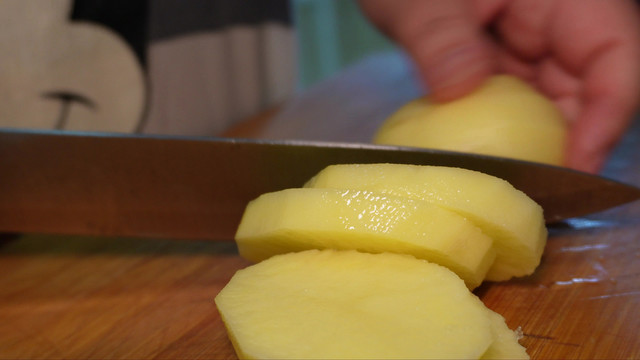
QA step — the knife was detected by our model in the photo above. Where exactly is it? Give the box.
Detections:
[1,128,639,241]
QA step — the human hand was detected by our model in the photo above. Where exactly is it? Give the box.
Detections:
[359,0,640,173]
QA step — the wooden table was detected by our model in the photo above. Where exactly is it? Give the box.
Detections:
[1,52,639,359]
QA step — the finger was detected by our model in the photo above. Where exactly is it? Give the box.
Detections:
[537,58,582,123]
[549,1,640,172]
[494,46,537,84]
[566,44,640,173]
[360,0,494,102]
[495,0,555,60]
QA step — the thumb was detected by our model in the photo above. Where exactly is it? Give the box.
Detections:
[360,0,494,101]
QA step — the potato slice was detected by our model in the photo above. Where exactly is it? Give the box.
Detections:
[373,75,567,165]
[482,310,529,359]
[235,188,495,289]
[215,250,496,359]
[305,163,547,281]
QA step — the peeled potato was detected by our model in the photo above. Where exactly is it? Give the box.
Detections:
[305,163,547,281]
[235,188,495,289]
[215,250,503,360]
[374,75,567,165]
[482,310,529,359]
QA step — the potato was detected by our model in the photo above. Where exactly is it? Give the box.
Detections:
[235,188,495,289]
[215,250,504,360]
[373,75,567,165]
[221,163,536,358]
[482,311,529,359]
[305,163,547,281]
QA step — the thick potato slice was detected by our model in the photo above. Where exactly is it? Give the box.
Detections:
[215,250,497,359]
[305,163,547,281]
[482,310,529,359]
[373,75,567,165]
[235,188,495,289]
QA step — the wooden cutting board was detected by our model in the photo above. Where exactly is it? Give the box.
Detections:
[2,53,640,359]
[1,200,639,359]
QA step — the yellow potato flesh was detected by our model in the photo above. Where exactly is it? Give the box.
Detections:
[305,163,547,281]
[215,250,496,359]
[373,75,566,165]
[482,310,529,359]
[235,188,495,289]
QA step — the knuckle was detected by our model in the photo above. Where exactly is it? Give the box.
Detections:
[402,14,478,61]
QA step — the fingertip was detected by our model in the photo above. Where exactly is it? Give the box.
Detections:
[383,0,496,103]
[428,63,493,102]
[420,42,495,102]
[565,99,628,174]
[564,148,605,174]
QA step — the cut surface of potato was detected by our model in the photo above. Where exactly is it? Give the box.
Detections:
[305,163,547,281]
[215,250,495,359]
[482,310,529,359]
[373,75,567,165]
[235,188,495,289]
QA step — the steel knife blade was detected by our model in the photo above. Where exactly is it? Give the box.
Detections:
[1,128,639,241]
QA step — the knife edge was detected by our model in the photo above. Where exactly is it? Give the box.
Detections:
[1,128,638,240]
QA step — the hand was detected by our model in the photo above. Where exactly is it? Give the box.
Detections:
[359,0,640,173]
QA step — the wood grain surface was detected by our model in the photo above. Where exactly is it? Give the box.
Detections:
[2,53,639,359]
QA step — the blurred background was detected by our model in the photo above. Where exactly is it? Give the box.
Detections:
[291,0,395,90]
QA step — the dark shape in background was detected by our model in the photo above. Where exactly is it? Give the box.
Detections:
[71,0,149,67]
[70,0,293,68]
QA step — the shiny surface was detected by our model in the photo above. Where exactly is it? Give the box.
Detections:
[1,129,639,242]
[304,163,547,281]
[234,188,495,289]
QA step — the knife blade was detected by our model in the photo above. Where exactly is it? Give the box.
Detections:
[1,128,639,241]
